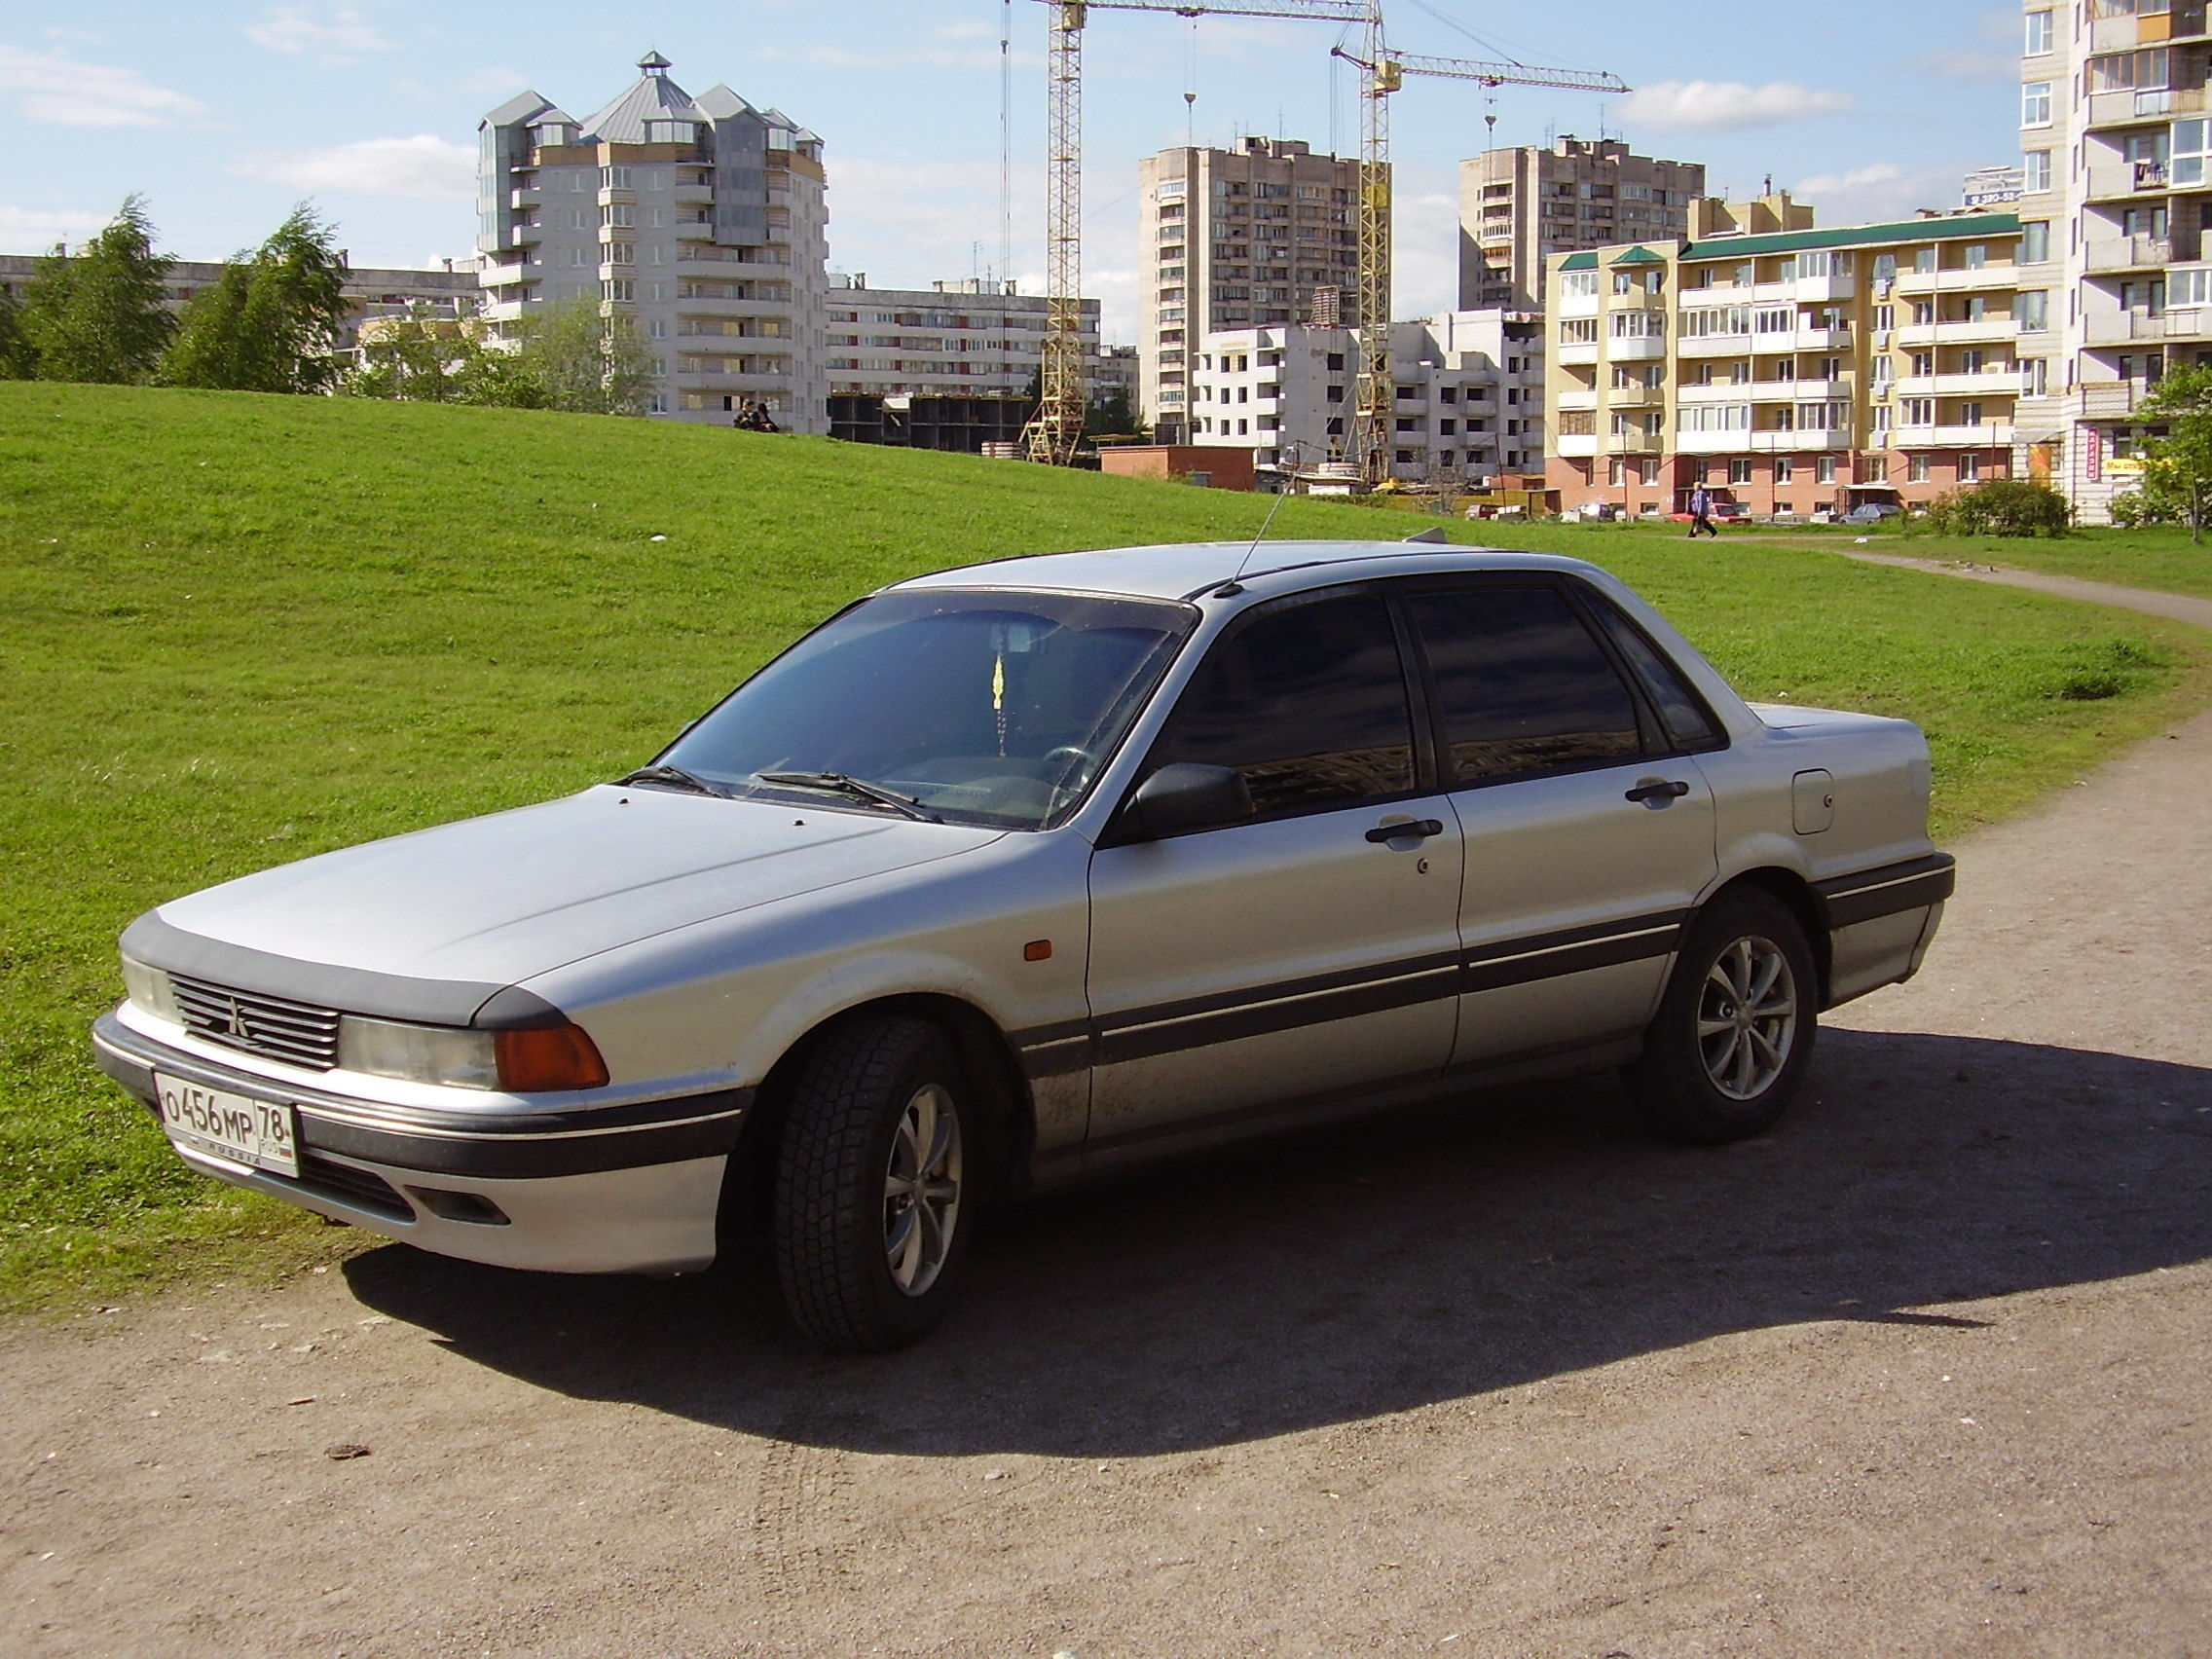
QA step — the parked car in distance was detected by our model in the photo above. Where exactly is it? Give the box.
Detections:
[1842,503,1903,526]
[96,541,1953,1350]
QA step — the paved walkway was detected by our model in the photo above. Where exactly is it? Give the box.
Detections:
[1835,545,2212,630]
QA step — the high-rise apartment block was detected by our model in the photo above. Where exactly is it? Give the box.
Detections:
[824,275,1099,400]
[476,54,830,429]
[1460,137,1706,313]
[2014,0,2212,520]
[1544,212,2025,517]
[1138,137,1364,441]
[1189,312,1544,481]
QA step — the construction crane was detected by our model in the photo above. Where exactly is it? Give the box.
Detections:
[1023,0,1369,466]
[1331,40,1628,483]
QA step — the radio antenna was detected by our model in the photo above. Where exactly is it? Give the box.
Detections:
[1218,446,1302,594]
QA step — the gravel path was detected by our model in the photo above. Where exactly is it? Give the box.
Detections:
[6,653,2210,1659]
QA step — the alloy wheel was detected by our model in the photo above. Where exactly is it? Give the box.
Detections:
[1697,936,1798,1100]
[883,1083,963,1297]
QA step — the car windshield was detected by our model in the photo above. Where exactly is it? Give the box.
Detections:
[657,587,1198,830]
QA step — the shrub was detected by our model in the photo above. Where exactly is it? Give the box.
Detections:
[1916,479,2073,538]
[2107,488,2177,531]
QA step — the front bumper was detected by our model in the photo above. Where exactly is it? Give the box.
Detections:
[92,1012,748,1275]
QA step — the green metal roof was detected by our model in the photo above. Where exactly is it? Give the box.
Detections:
[1559,251,1600,271]
[1608,245,1667,266]
[1680,212,2021,262]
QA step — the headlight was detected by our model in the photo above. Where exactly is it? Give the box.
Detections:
[341,1016,500,1089]
[339,1015,609,1092]
[121,956,180,1023]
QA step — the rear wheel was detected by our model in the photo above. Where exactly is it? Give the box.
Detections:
[1625,890,1818,1145]
[772,1016,972,1351]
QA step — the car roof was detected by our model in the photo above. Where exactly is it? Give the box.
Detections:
[891,540,1606,603]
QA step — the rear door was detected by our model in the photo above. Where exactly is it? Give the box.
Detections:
[1399,578,1721,1067]
[1084,586,1464,1151]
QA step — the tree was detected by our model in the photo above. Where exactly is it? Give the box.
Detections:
[19,196,174,384]
[165,203,351,393]
[2132,365,2212,544]
[512,299,652,416]
[344,306,478,404]
[0,288,33,380]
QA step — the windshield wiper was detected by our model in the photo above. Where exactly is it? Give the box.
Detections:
[615,763,728,797]
[756,771,941,823]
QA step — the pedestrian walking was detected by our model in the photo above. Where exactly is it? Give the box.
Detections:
[1687,485,1719,538]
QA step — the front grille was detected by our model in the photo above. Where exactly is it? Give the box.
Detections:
[291,1152,413,1221]
[170,974,342,1071]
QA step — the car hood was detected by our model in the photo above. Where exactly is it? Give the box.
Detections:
[150,786,1006,988]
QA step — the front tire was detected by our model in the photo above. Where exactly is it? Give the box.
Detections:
[772,1016,973,1352]
[1625,890,1818,1145]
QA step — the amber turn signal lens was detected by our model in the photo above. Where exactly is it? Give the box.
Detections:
[495,1024,610,1091]
[1023,939,1053,962]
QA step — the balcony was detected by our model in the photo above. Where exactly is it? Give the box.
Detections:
[1919,423,2014,447]
[675,183,713,205]
[1605,385,1665,407]
[2086,235,2177,275]
[2085,309,2212,345]
[1557,294,1601,318]
[1604,336,1668,361]
[1897,370,2017,398]
[1896,315,2014,348]
[509,186,540,209]
[2086,86,2207,129]
[1677,334,1752,358]
[1748,428,1853,452]
[2079,383,2148,419]
[1552,387,1599,412]
[1555,341,1600,366]
[1677,380,1753,400]
[1556,433,1599,457]
[1604,432,1665,456]
[1893,266,2011,295]
[2085,161,2173,201]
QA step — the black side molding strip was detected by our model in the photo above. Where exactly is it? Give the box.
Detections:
[119,912,567,1030]
[1817,853,1957,929]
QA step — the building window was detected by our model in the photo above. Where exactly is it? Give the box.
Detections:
[1908,455,1932,483]
[2021,83,2052,128]
[1902,398,1936,427]
[1959,453,1982,483]
[1727,458,1753,486]
[1816,455,1837,484]
[2021,221,2050,264]
[2024,10,2051,56]
[2023,150,2051,193]
[1774,458,1794,485]
[2176,119,2212,187]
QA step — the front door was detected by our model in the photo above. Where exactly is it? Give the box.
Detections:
[1086,587,1463,1152]
[1396,579,1721,1066]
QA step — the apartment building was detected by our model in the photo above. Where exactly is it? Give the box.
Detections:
[1137,137,1364,441]
[0,254,479,355]
[824,275,1099,399]
[2014,0,2212,521]
[1545,213,2024,517]
[476,53,830,430]
[1188,310,1545,481]
[1459,137,1706,313]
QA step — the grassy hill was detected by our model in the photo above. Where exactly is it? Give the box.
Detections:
[3,381,2205,1309]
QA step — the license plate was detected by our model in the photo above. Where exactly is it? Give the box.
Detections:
[155,1074,300,1179]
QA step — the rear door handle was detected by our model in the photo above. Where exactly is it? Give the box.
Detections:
[1366,818,1447,843]
[1625,779,1692,804]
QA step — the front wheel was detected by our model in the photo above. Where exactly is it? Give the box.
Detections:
[1624,890,1818,1145]
[772,1016,973,1351]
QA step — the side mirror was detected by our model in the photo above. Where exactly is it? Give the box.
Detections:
[1118,763,1254,842]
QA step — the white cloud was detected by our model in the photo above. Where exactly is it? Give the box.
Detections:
[1621,79,1854,133]
[0,203,113,253]
[244,6,392,61]
[0,45,204,127]
[1913,48,2015,81]
[248,135,476,200]
[1792,161,1970,223]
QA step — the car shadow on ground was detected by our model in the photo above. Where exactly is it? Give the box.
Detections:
[345,1027,2212,1458]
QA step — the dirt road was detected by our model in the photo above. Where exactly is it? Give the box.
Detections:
[7,722,2210,1658]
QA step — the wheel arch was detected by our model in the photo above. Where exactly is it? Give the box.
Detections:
[1701,866,1831,1005]
[719,992,1036,1253]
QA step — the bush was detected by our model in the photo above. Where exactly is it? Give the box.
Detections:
[1916,479,2072,538]
[2107,489,2176,531]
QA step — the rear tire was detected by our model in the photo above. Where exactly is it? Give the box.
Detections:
[1625,890,1818,1145]
[772,1016,973,1352]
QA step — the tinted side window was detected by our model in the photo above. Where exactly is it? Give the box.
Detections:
[1150,592,1415,815]
[1588,601,1723,751]
[1407,585,1643,785]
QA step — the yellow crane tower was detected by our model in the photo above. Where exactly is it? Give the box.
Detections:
[1331,40,1628,484]
[1023,0,1372,467]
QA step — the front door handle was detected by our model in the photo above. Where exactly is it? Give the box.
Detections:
[1625,779,1692,804]
[1366,818,1447,844]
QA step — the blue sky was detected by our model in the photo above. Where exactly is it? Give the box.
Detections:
[5,1,2019,339]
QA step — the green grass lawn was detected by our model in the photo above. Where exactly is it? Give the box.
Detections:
[4,381,2207,1311]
